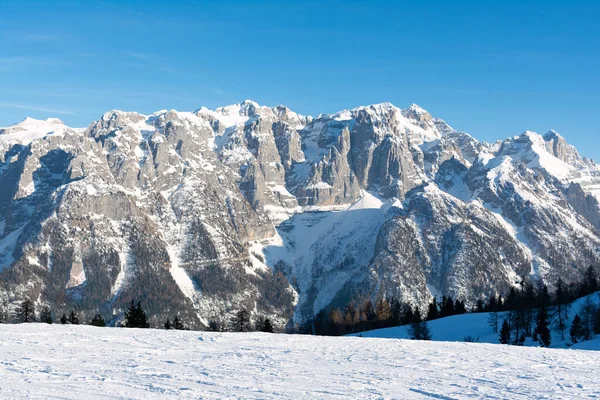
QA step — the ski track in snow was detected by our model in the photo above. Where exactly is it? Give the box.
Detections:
[0,324,599,399]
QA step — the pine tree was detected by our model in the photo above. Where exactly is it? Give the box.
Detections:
[475,298,485,313]
[426,298,439,321]
[390,297,402,325]
[39,306,53,324]
[534,307,551,347]
[499,319,511,344]
[173,315,185,330]
[440,296,454,318]
[401,304,414,325]
[68,310,79,325]
[123,300,138,327]
[255,315,274,333]
[523,282,536,336]
[123,301,149,328]
[208,320,219,332]
[164,319,172,330]
[570,314,585,344]
[14,299,35,323]
[91,314,105,327]
[407,308,432,340]
[230,308,251,332]
[60,313,68,324]
[454,299,467,315]
[260,318,274,333]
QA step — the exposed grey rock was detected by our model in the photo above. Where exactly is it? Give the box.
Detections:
[0,101,599,327]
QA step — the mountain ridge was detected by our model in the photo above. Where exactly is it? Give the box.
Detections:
[0,100,598,329]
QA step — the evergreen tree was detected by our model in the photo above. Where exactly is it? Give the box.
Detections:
[60,313,68,324]
[164,319,172,330]
[426,298,439,321]
[68,310,79,325]
[538,285,551,308]
[123,300,138,327]
[208,320,220,332]
[499,319,511,344]
[91,314,105,327]
[475,298,485,313]
[123,301,149,328]
[440,296,454,318]
[39,306,53,324]
[14,299,35,323]
[230,308,251,332]
[254,316,274,333]
[260,318,274,333]
[570,314,585,344]
[534,307,551,347]
[523,282,536,336]
[407,311,432,340]
[390,297,402,325]
[136,302,149,328]
[173,315,185,330]
[454,299,467,315]
[486,294,499,313]
[401,304,414,325]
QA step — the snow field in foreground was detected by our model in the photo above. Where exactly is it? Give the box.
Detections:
[0,324,599,399]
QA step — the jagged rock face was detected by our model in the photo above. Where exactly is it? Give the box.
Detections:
[0,101,599,326]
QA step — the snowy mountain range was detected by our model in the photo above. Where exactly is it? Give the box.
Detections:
[1,100,599,329]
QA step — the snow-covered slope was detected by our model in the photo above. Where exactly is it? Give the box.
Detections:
[352,292,600,349]
[0,101,599,329]
[1,324,599,399]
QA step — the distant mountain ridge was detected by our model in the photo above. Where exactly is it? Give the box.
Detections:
[0,100,599,329]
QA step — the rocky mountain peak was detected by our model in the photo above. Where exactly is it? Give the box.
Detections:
[0,100,599,330]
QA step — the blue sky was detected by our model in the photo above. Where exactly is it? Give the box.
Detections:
[1,0,599,159]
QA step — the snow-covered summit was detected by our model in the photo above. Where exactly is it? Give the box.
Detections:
[0,117,74,145]
[0,100,599,330]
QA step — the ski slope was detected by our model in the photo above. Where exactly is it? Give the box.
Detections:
[351,293,600,350]
[0,324,599,399]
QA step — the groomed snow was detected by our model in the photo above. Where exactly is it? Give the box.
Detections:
[0,324,599,399]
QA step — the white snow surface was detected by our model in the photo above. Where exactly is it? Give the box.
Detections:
[0,117,82,145]
[0,324,599,399]
[352,293,600,350]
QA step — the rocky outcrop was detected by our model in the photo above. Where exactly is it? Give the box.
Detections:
[0,101,599,326]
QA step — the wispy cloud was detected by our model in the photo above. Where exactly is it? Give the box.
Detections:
[0,103,76,116]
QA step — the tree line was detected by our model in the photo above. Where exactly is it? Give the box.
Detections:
[490,267,600,347]
[3,266,599,344]
[296,265,600,346]
[3,299,276,333]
